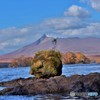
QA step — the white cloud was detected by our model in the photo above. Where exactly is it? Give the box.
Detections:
[0,42,8,50]
[43,17,84,29]
[20,28,29,33]
[61,22,100,37]
[64,5,90,18]
[0,38,26,49]
[90,0,100,11]
[81,0,100,11]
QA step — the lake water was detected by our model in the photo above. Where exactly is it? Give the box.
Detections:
[0,64,100,100]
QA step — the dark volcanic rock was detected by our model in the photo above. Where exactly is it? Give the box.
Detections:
[0,73,100,97]
[71,81,85,92]
[90,79,100,93]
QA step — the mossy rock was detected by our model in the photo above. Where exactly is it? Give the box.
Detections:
[30,50,62,78]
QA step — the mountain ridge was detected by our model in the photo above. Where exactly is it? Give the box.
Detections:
[0,35,100,63]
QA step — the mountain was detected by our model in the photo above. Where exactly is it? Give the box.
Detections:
[0,35,100,63]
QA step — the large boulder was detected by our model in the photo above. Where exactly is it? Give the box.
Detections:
[30,50,62,78]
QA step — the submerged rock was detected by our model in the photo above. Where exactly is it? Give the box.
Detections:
[30,50,62,78]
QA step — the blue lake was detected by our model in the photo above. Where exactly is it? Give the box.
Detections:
[0,64,100,100]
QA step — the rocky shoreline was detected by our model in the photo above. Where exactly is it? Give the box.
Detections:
[0,73,100,99]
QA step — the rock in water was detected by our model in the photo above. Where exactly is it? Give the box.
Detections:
[30,50,62,78]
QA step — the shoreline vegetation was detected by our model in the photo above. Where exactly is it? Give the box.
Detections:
[0,51,91,68]
[30,50,62,78]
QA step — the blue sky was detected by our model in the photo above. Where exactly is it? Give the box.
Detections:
[0,0,100,55]
[0,0,83,28]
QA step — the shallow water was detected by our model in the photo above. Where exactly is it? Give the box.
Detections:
[0,64,100,100]
[62,64,100,76]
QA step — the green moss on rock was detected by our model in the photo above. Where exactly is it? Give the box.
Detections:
[30,50,62,78]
